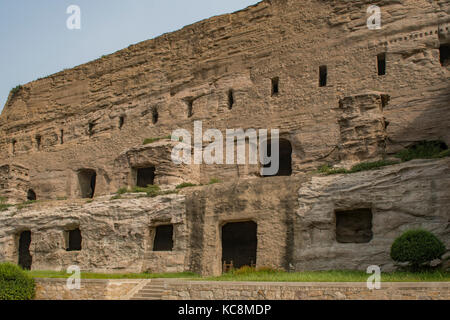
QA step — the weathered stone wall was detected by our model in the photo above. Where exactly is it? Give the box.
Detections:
[35,278,143,300]
[161,280,450,300]
[0,158,448,275]
[34,278,450,300]
[185,176,304,276]
[0,194,189,273]
[295,158,450,272]
[0,164,29,204]
[0,0,448,201]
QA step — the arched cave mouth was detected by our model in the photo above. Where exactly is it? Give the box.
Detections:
[222,221,257,271]
[27,189,36,201]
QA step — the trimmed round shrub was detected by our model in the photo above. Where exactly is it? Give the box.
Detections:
[0,263,35,300]
[391,230,446,270]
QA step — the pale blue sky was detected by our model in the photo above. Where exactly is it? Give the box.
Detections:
[0,0,259,112]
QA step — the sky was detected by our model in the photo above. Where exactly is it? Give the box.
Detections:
[0,0,260,112]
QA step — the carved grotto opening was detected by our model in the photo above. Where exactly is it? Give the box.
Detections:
[222,221,257,270]
[135,167,155,188]
[11,139,16,155]
[271,77,279,96]
[65,228,82,251]
[228,89,234,109]
[27,189,36,201]
[35,135,41,151]
[153,225,174,251]
[262,138,293,177]
[18,231,32,270]
[119,116,125,129]
[377,53,386,76]
[78,169,96,198]
[319,65,327,87]
[152,107,159,124]
[335,209,373,243]
[439,43,450,66]
[186,99,194,118]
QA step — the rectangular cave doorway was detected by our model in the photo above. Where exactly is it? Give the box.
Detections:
[153,225,174,251]
[18,231,32,270]
[78,169,96,198]
[136,167,155,188]
[221,221,257,272]
[261,138,293,177]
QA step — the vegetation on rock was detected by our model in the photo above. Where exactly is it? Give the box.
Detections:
[0,263,35,300]
[394,140,449,162]
[143,136,172,145]
[391,230,446,271]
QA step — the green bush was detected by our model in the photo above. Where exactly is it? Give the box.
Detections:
[143,136,171,145]
[176,182,197,189]
[117,187,128,195]
[395,141,449,162]
[318,160,399,175]
[0,263,35,300]
[349,160,399,173]
[391,230,446,270]
[231,266,280,275]
[131,185,161,197]
[10,85,22,97]
[208,178,221,185]
[0,197,12,212]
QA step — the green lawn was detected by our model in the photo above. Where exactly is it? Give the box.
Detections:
[27,270,450,282]
[207,270,450,282]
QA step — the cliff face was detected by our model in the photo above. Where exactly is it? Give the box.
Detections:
[0,159,448,275]
[0,0,449,201]
[0,0,449,275]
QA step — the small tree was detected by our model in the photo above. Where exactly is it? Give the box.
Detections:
[0,263,35,300]
[390,230,446,271]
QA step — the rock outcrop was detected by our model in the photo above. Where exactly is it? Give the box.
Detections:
[0,0,449,275]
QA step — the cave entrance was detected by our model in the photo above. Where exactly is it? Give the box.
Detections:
[221,221,257,272]
[65,228,82,251]
[153,225,174,251]
[78,169,96,199]
[18,231,32,270]
[262,138,293,177]
[136,167,156,188]
[27,189,36,201]
[440,43,450,66]
[335,209,373,243]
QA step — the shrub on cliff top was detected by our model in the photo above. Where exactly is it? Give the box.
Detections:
[391,230,446,271]
[10,85,22,97]
[0,263,35,300]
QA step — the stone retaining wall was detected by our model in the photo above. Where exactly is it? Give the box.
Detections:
[35,278,144,300]
[161,280,450,300]
[35,278,450,300]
